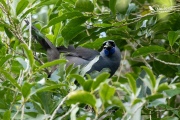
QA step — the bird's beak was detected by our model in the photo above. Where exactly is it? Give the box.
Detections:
[104,42,112,49]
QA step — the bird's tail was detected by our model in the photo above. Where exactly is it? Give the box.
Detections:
[24,20,58,52]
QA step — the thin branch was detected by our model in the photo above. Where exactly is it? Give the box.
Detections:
[59,103,79,120]
[150,55,180,66]
[49,96,68,120]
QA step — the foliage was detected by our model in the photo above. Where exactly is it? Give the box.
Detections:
[0,0,180,119]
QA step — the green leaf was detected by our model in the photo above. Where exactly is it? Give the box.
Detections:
[109,0,117,15]
[75,0,94,12]
[132,45,166,57]
[92,72,110,90]
[126,73,137,94]
[37,0,58,7]
[164,88,180,97]
[16,0,29,16]
[111,96,125,110]
[161,117,179,120]
[20,7,36,19]
[3,110,11,120]
[142,66,156,88]
[69,74,85,86]
[168,31,180,46]
[115,0,130,14]
[4,27,13,39]
[64,26,86,44]
[20,44,34,69]
[38,59,67,70]
[0,69,21,90]
[83,80,93,91]
[157,83,169,92]
[61,16,89,43]
[146,94,164,101]
[21,82,33,99]
[66,90,96,107]
[0,54,12,66]
[31,84,67,96]
[43,12,83,29]
[93,23,112,28]
[99,83,115,102]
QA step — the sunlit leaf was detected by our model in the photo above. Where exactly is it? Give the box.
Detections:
[83,80,93,91]
[92,72,110,90]
[0,54,12,66]
[75,0,94,12]
[69,74,85,86]
[21,82,34,99]
[146,94,164,101]
[66,90,96,107]
[38,59,67,70]
[142,66,156,88]
[20,44,34,69]
[99,83,115,102]
[126,73,137,94]
[16,0,29,16]
[3,110,11,120]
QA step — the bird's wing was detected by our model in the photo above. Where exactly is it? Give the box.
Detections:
[57,46,100,61]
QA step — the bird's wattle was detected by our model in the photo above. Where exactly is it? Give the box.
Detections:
[104,47,115,56]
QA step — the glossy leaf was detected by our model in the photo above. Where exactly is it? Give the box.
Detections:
[168,31,180,46]
[164,88,180,97]
[83,80,93,91]
[115,0,130,14]
[37,0,58,7]
[146,94,164,101]
[38,59,67,70]
[157,83,169,92]
[20,44,34,69]
[69,74,85,86]
[126,73,137,94]
[43,12,83,29]
[0,69,21,90]
[142,66,156,88]
[132,46,166,57]
[75,0,94,12]
[16,0,29,16]
[21,82,33,99]
[3,110,11,120]
[66,90,96,107]
[99,83,115,102]
[61,16,89,42]
[109,0,117,15]
[0,54,12,66]
[92,72,110,90]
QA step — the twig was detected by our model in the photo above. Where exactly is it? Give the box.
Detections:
[49,96,68,120]
[150,55,180,66]
[59,103,79,120]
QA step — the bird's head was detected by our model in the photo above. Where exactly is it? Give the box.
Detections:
[102,40,116,56]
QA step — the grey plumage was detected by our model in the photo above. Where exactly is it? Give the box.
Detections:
[26,21,121,76]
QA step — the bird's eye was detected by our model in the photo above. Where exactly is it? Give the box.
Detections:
[103,42,107,47]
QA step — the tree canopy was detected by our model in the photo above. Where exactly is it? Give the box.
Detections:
[0,0,180,119]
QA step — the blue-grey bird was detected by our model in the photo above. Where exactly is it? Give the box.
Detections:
[26,21,121,76]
